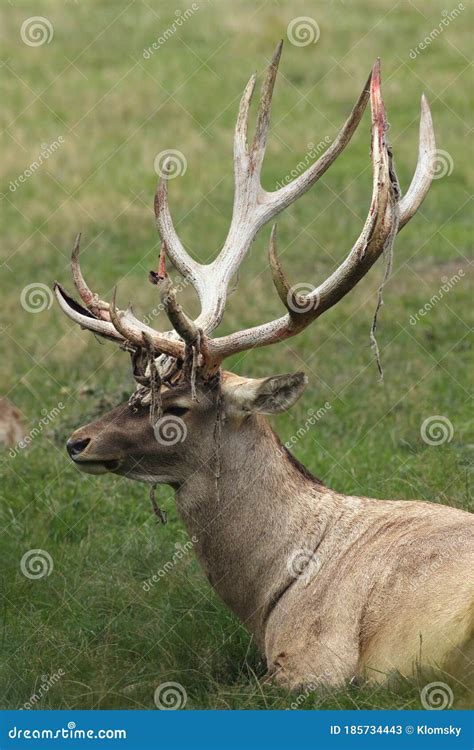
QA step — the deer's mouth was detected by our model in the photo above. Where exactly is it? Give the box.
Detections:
[73,458,122,475]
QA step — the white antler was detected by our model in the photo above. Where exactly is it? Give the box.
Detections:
[154,41,373,335]
[55,43,435,376]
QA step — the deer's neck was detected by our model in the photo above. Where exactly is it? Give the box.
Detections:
[174,415,339,643]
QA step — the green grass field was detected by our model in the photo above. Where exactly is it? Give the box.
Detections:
[1,0,472,710]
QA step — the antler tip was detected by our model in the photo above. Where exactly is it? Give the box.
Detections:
[371,58,381,88]
[72,233,81,259]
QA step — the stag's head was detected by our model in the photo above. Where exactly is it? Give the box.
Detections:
[55,43,435,487]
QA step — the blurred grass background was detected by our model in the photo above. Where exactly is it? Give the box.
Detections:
[0,0,472,709]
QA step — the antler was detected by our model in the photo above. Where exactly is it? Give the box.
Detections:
[155,41,374,336]
[55,43,435,377]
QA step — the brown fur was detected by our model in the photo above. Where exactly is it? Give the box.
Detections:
[66,373,474,691]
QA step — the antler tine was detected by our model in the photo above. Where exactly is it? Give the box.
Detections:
[399,94,435,228]
[234,73,257,165]
[250,40,283,173]
[54,282,123,342]
[263,68,373,217]
[149,243,200,347]
[71,234,110,320]
[207,59,401,363]
[197,51,373,336]
[109,287,184,359]
[268,225,306,315]
[154,160,206,286]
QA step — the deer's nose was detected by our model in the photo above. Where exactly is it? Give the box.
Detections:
[66,437,91,459]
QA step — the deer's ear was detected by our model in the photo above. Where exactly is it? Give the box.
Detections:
[224,372,308,415]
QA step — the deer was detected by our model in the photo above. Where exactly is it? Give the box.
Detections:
[54,43,473,691]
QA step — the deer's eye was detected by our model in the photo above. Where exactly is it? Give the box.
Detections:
[164,405,190,418]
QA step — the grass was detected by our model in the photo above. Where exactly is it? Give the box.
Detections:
[0,0,472,710]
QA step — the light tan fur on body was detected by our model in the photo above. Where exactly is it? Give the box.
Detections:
[54,44,473,691]
[67,374,474,689]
